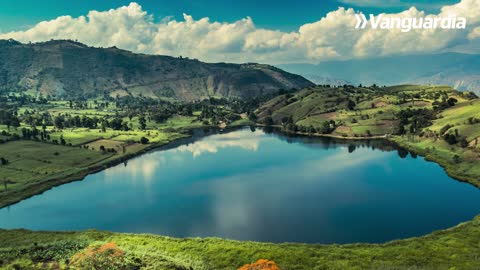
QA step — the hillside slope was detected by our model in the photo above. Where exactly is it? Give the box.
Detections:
[0,39,313,101]
[256,84,480,186]
[256,84,475,137]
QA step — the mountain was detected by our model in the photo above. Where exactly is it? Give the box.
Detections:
[0,39,314,101]
[297,75,351,87]
[278,53,480,94]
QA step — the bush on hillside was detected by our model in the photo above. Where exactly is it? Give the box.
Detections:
[70,242,139,270]
[238,259,281,270]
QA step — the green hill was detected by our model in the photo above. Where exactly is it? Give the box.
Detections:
[256,84,480,186]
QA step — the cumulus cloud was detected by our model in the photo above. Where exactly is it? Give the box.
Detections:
[0,1,478,64]
[469,27,480,39]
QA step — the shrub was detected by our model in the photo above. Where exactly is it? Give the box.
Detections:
[238,259,281,270]
[460,138,469,148]
[263,116,274,126]
[439,124,453,135]
[140,137,149,144]
[0,157,8,165]
[69,242,137,270]
[444,133,457,145]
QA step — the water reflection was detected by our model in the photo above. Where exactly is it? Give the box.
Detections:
[0,127,479,244]
[105,157,163,184]
[174,130,262,157]
[196,149,389,240]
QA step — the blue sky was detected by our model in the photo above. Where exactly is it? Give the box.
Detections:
[0,0,460,32]
[0,0,476,64]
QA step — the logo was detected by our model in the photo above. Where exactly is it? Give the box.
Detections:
[355,14,467,32]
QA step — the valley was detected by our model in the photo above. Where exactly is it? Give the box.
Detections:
[2,82,480,269]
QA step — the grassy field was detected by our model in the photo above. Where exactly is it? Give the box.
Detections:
[0,141,111,192]
[257,85,470,137]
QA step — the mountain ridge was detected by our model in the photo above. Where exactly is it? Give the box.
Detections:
[279,52,480,94]
[0,39,314,101]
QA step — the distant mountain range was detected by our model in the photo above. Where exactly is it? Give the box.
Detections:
[0,39,313,101]
[279,53,480,95]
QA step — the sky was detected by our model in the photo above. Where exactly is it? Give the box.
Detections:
[0,0,478,64]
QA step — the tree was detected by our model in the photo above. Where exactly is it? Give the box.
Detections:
[138,115,147,130]
[140,136,149,144]
[0,157,8,165]
[347,99,356,110]
[397,124,406,135]
[447,97,458,107]
[54,115,64,129]
[248,112,257,122]
[263,116,274,126]
[460,138,469,148]
[60,135,66,146]
[319,120,335,134]
[99,145,106,152]
[444,133,457,145]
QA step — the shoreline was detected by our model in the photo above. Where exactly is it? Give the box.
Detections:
[0,138,176,209]
[2,125,478,208]
[1,124,480,248]
[0,125,245,209]
[270,125,480,189]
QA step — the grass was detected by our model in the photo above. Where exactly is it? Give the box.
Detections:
[49,129,106,146]
[84,139,126,152]
[2,215,480,269]
[0,141,110,193]
[257,85,449,137]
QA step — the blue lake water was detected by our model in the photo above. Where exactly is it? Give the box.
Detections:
[1,127,480,244]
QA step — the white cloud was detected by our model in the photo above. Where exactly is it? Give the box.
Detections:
[469,26,480,39]
[0,1,478,64]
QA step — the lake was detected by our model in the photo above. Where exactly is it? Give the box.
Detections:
[1,127,479,244]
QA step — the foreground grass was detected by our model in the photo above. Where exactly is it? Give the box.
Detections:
[2,215,480,269]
